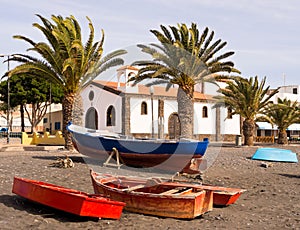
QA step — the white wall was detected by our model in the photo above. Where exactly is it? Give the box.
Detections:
[270,85,300,103]
[194,102,216,135]
[202,82,222,95]
[272,93,300,103]
[219,108,240,135]
[278,85,299,94]
[130,97,178,134]
[130,96,241,136]
[130,97,154,134]
[81,85,122,133]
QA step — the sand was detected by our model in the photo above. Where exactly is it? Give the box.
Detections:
[0,144,299,229]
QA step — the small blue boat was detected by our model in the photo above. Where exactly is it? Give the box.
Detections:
[252,148,298,163]
[67,123,209,173]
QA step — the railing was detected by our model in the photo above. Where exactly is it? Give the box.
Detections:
[0,132,22,144]
[288,135,300,143]
[255,136,275,143]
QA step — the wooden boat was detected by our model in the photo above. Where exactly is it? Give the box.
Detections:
[90,170,213,219]
[12,176,125,219]
[67,123,209,173]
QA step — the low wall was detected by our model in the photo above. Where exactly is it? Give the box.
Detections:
[22,131,65,146]
[255,136,275,143]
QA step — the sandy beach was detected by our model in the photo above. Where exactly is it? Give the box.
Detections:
[0,144,299,229]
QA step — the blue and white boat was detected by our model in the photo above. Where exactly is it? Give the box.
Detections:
[67,123,209,173]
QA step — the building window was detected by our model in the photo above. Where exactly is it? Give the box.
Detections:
[227,108,233,119]
[106,105,115,126]
[141,101,148,115]
[54,122,61,130]
[293,88,297,94]
[202,106,208,118]
[89,90,94,101]
[265,130,272,136]
[43,118,48,123]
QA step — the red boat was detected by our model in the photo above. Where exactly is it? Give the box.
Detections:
[90,170,213,219]
[12,177,125,219]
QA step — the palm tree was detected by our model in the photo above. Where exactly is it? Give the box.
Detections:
[8,15,126,150]
[129,23,240,138]
[215,76,279,146]
[260,98,300,144]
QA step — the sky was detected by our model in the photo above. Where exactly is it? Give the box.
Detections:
[0,0,299,88]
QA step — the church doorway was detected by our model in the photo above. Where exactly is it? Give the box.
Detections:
[85,107,98,129]
[168,113,181,139]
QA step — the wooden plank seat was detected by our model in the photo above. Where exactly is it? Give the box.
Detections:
[122,184,145,192]
[159,189,180,195]
[176,188,193,195]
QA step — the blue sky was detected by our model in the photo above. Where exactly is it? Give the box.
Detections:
[0,0,299,88]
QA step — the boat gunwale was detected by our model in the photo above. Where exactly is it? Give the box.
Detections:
[91,172,207,199]
[68,123,209,145]
[13,176,126,204]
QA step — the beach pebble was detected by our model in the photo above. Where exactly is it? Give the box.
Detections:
[260,162,273,168]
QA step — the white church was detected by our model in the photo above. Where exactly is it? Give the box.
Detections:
[80,65,241,142]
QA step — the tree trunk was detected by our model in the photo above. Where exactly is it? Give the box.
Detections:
[62,93,76,151]
[277,130,288,144]
[72,93,84,126]
[31,104,36,133]
[177,87,194,139]
[242,119,255,146]
[20,104,25,132]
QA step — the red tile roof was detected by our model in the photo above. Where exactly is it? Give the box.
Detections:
[92,80,214,101]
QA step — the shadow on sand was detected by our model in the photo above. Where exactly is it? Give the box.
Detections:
[0,194,100,222]
[277,173,300,179]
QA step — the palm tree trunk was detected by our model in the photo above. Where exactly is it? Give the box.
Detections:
[62,93,76,150]
[277,130,288,144]
[20,104,25,132]
[242,119,255,146]
[31,104,36,133]
[72,93,84,126]
[177,87,194,139]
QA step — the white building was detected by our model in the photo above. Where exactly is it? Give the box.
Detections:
[80,66,241,141]
[272,85,300,103]
[256,85,300,139]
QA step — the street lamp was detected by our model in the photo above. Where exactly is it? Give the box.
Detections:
[149,86,154,138]
[0,54,12,144]
[49,83,52,134]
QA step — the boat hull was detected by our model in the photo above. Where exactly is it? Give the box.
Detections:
[68,124,209,173]
[252,148,298,163]
[12,177,125,219]
[90,170,213,219]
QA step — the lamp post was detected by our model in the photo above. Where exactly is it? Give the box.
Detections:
[149,86,154,138]
[0,54,11,144]
[49,83,52,134]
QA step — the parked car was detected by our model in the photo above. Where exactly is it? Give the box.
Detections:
[0,127,8,137]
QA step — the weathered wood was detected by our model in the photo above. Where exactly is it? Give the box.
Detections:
[103,147,123,169]
[91,170,213,219]
[159,189,180,195]
[122,184,145,192]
